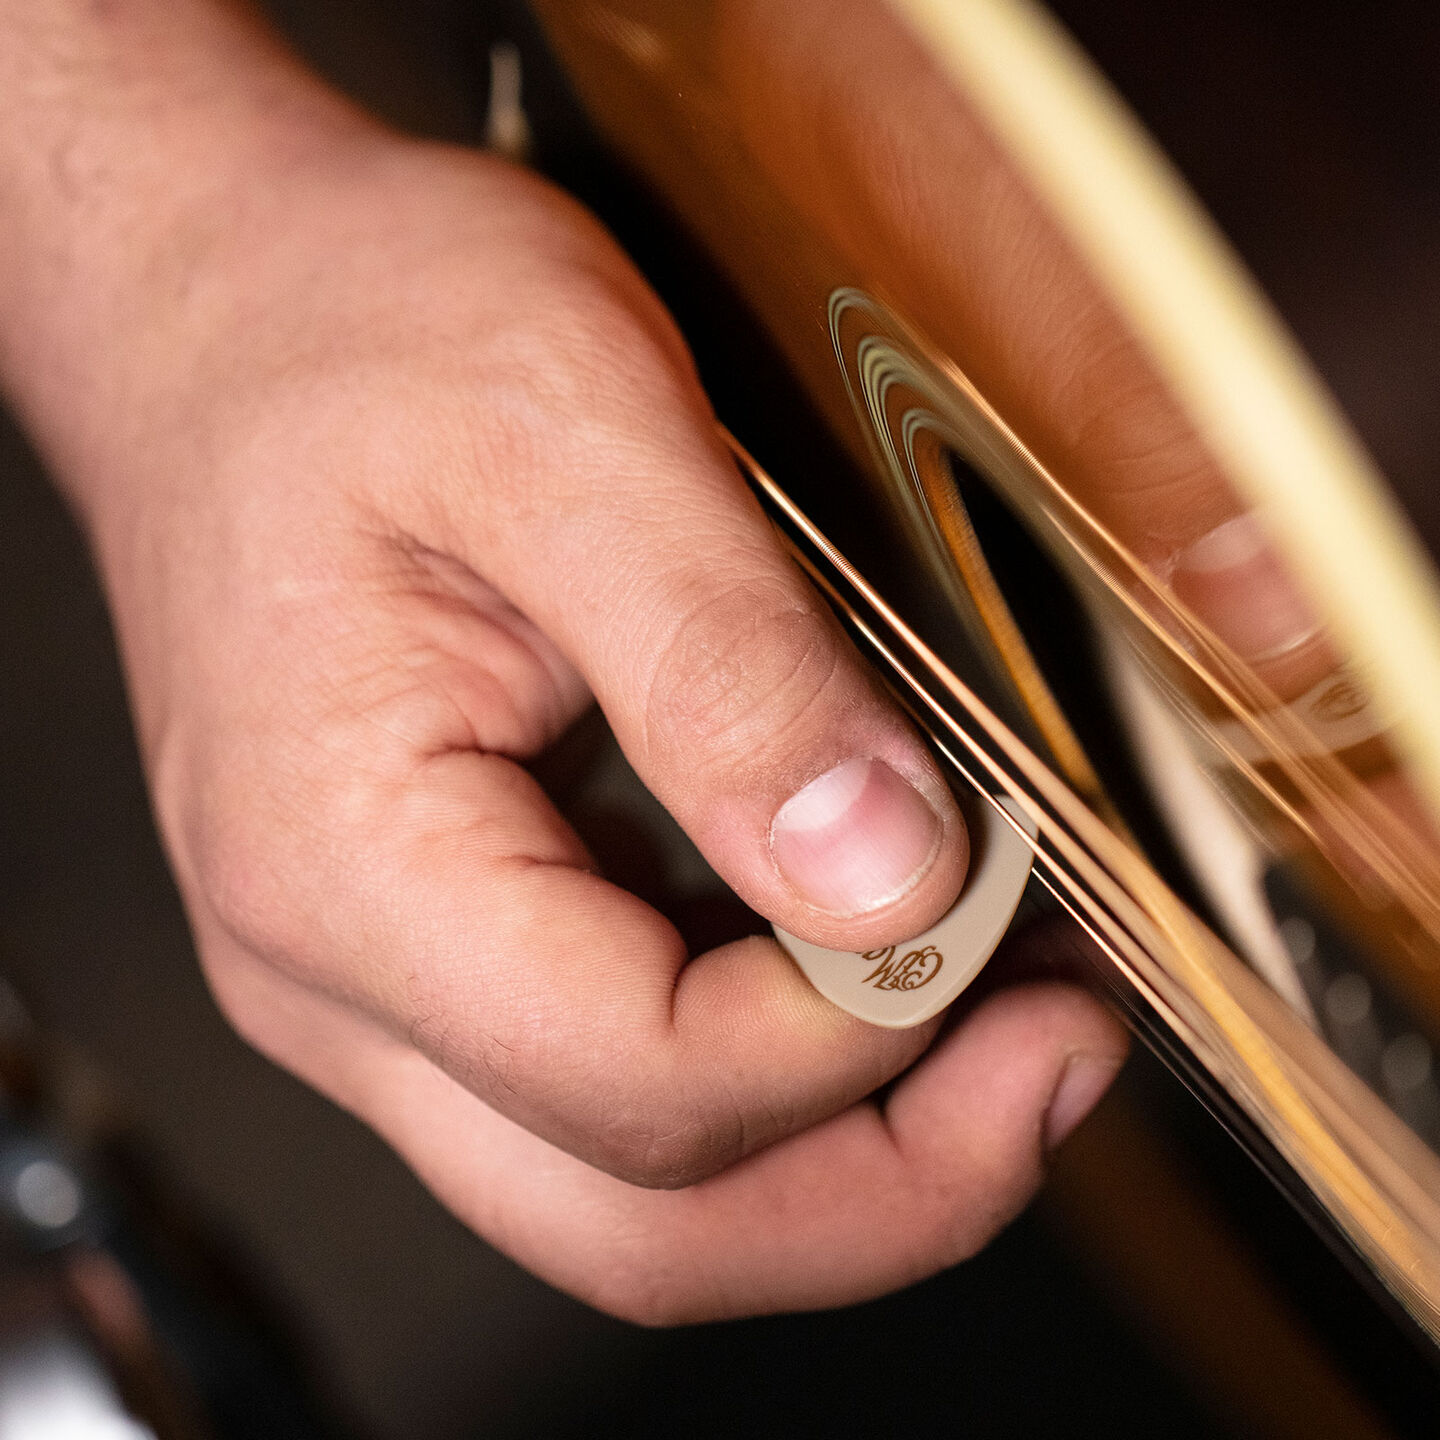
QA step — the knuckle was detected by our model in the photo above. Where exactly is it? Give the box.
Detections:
[535,255,694,390]
[460,305,700,535]
[182,759,360,993]
[190,815,309,968]
[478,269,689,437]
[642,580,840,778]
[587,1093,747,1191]
[594,1128,718,1192]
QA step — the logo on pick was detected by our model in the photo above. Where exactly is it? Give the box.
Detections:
[860,945,943,991]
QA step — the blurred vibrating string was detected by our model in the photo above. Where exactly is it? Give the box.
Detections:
[890,0,1440,830]
[730,424,1440,1344]
[844,0,1440,1342]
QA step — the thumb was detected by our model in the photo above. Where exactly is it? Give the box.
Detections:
[439,271,969,953]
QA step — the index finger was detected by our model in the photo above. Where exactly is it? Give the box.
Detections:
[204,943,1127,1322]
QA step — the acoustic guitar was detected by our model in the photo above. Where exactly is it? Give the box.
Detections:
[517,0,1440,1407]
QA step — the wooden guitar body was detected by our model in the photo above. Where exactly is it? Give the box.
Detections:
[519,0,1440,1418]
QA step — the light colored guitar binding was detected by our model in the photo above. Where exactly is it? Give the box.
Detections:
[773,791,1037,1028]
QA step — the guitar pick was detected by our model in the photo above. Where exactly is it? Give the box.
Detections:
[774,791,1037,1028]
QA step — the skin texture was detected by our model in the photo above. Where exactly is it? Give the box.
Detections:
[0,0,1126,1321]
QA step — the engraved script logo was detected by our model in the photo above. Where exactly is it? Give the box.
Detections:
[860,945,943,991]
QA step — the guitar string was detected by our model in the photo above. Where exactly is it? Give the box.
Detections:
[724,432,1440,1327]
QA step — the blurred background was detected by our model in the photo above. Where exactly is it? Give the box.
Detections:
[3,2,1440,1435]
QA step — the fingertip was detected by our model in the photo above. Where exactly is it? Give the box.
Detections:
[765,749,970,952]
[1044,1050,1126,1151]
[889,982,1127,1177]
[770,756,948,915]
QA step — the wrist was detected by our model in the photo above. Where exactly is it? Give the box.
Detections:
[0,1,382,508]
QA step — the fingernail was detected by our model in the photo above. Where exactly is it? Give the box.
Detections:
[1044,1053,1123,1151]
[1170,514,1322,663]
[770,757,943,917]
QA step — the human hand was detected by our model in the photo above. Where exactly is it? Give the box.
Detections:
[0,12,1125,1322]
